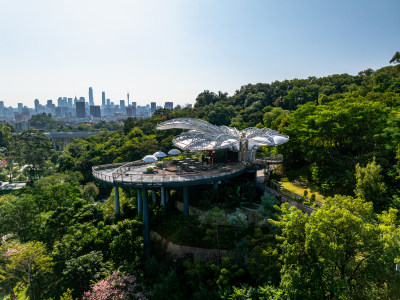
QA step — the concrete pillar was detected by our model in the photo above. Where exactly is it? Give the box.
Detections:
[161,186,166,212]
[114,187,120,215]
[166,189,170,204]
[213,181,218,191]
[52,140,56,150]
[183,186,189,215]
[137,189,142,213]
[58,139,62,151]
[142,188,150,259]
[151,190,156,203]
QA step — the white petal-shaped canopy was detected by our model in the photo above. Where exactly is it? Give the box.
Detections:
[153,151,167,158]
[142,155,158,162]
[156,118,289,152]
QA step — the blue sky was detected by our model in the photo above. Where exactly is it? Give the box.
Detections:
[0,0,399,107]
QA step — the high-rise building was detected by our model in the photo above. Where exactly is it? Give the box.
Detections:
[107,98,111,106]
[34,99,39,112]
[0,101,4,109]
[127,92,130,106]
[164,102,173,110]
[151,102,156,114]
[132,102,137,109]
[76,101,86,118]
[102,91,106,107]
[67,98,73,107]
[126,107,133,117]
[46,100,53,108]
[120,100,125,108]
[89,87,94,106]
[90,105,101,118]
[57,97,64,107]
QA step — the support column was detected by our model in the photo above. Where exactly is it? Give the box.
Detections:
[213,181,219,191]
[161,186,166,212]
[137,189,142,213]
[166,189,170,204]
[114,187,120,215]
[58,139,62,151]
[183,186,189,215]
[142,188,150,259]
[151,190,156,203]
[52,140,56,150]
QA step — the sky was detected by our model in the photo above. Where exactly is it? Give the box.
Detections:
[0,0,399,107]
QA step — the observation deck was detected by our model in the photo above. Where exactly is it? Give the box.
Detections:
[93,160,247,188]
[92,155,283,188]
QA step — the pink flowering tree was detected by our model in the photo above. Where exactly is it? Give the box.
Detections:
[83,271,147,300]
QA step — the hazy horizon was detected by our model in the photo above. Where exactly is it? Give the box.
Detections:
[1,0,399,107]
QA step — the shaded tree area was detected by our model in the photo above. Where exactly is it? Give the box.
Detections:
[29,113,64,131]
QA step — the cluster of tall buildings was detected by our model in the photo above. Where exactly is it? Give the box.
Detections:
[0,87,192,130]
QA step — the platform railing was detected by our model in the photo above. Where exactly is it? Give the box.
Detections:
[113,166,244,186]
[92,161,246,185]
[112,161,151,180]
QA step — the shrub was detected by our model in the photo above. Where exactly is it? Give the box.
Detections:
[310,193,316,202]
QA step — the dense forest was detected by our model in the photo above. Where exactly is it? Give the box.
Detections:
[0,57,400,299]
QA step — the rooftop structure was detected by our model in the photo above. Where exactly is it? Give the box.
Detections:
[156,118,289,161]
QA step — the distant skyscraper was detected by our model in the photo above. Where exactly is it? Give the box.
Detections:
[47,100,53,108]
[90,105,101,118]
[132,102,137,109]
[127,92,130,106]
[89,87,94,106]
[102,91,106,107]
[67,98,73,107]
[34,99,39,112]
[120,100,125,108]
[106,99,111,106]
[76,102,86,118]
[0,101,4,109]
[17,103,23,110]
[57,97,63,107]
[79,97,85,103]
[151,102,156,114]
[164,102,173,110]
[126,107,133,117]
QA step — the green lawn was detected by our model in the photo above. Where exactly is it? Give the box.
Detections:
[281,181,325,203]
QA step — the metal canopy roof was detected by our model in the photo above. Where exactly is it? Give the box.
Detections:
[156,118,289,152]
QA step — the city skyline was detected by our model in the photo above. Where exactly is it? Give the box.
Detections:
[1,0,399,107]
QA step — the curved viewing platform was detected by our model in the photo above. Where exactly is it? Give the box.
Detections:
[92,155,282,188]
[93,160,247,188]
